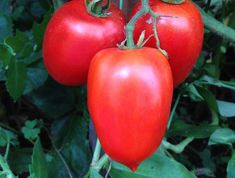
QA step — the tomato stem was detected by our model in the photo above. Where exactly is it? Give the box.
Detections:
[91,139,102,166]
[162,137,194,153]
[85,0,111,17]
[119,0,123,10]
[167,93,181,129]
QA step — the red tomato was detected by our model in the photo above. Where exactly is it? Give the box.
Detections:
[43,0,125,86]
[131,0,204,87]
[88,47,173,171]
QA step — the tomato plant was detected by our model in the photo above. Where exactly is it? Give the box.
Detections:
[131,0,204,87]
[43,0,125,86]
[88,47,173,171]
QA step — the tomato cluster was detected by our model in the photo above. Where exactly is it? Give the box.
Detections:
[43,0,203,171]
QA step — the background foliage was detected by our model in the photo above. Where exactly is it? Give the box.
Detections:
[0,0,235,178]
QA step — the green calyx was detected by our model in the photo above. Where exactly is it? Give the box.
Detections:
[86,0,111,17]
[160,0,185,4]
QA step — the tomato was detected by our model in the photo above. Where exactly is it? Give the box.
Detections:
[43,0,125,86]
[131,0,204,87]
[88,47,173,171]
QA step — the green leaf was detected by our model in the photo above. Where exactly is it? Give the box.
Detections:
[110,148,196,178]
[196,75,235,91]
[49,114,91,178]
[185,84,203,101]
[0,15,12,42]
[30,138,48,178]
[217,100,235,118]
[208,128,235,147]
[27,80,76,118]
[21,120,41,140]
[8,148,32,174]
[5,30,29,54]
[24,68,48,94]
[227,151,235,178]
[32,10,52,48]
[0,127,18,147]
[0,44,12,66]
[167,120,218,139]
[90,169,103,178]
[6,59,27,101]
[197,87,219,113]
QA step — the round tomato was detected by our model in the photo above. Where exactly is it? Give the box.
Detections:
[43,0,125,86]
[131,0,204,87]
[88,47,173,171]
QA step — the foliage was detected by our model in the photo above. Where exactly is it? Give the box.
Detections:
[0,0,234,177]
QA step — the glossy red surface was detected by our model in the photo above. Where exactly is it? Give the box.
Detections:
[88,47,173,171]
[43,0,125,86]
[131,0,204,87]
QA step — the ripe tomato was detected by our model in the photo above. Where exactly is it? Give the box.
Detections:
[88,47,173,171]
[131,0,204,87]
[43,0,125,86]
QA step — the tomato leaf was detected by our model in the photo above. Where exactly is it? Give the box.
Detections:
[208,128,235,147]
[110,148,196,178]
[30,138,49,178]
[227,151,235,178]
[6,59,27,101]
[217,100,235,118]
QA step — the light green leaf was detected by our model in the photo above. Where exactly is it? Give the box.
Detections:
[6,59,27,101]
[227,151,235,178]
[30,139,48,178]
[110,149,196,178]
[217,100,235,118]
[209,128,235,147]
[21,120,41,141]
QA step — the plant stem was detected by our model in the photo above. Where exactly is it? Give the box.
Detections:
[93,154,109,171]
[91,139,101,166]
[119,0,123,10]
[162,137,194,153]
[167,93,181,129]
[126,0,150,48]
[52,0,63,11]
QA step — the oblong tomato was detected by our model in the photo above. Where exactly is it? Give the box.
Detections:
[131,0,204,87]
[88,47,173,171]
[43,0,125,86]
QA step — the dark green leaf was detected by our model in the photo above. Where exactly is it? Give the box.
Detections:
[6,59,27,101]
[197,87,219,113]
[21,120,41,140]
[0,44,12,66]
[8,148,32,174]
[227,151,235,178]
[24,68,48,94]
[5,30,29,54]
[30,138,48,178]
[32,10,52,48]
[0,15,12,42]
[167,120,218,139]
[49,114,91,177]
[26,80,75,118]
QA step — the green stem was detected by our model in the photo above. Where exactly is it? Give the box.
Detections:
[197,5,235,43]
[0,155,16,178]
[91,139,101,166]
[162,137,194,154]
[52,0,63,11]
[167,93,181,129]
[126,0,150,48]
[4,142,10,160]
[93,154,109,171]
[119,0,123,10]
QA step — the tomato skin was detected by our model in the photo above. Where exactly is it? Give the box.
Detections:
[88,47,173,171]
[131,0,204,87]
[43,0,125,86]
